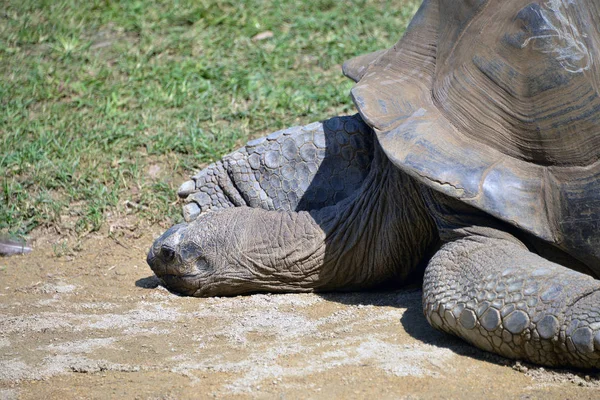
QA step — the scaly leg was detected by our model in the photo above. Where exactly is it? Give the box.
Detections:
[178,115,374,221]
[423,235,600,368]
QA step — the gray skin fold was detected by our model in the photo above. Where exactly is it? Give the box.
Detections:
[148,115,600,369]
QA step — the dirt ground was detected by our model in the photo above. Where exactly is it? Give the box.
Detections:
[1,220,599,400]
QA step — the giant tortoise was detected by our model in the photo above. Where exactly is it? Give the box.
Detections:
[147,0,600,369]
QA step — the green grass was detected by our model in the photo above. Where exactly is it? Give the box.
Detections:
[1,0,419,236]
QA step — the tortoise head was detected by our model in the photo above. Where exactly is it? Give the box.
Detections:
[146,207,324,297]
[146,213,242,297]
[147,223,206,296]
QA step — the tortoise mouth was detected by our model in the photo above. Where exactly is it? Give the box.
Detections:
[155,273,200,296]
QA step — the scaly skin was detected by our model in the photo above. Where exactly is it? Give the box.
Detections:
[423,235,600,368]
[178,115,374,221]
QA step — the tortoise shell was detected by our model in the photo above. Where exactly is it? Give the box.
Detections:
[344,0,600,270]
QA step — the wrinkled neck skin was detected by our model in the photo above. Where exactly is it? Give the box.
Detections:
[198,144,438,296]
[311,145,437,291]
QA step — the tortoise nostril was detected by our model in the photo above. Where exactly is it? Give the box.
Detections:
[160,246,176,262]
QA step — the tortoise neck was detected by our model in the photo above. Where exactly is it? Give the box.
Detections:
[313,143,438,290]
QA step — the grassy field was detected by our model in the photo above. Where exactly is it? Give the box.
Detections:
[1,0,419,237]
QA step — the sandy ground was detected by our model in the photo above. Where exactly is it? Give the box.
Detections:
[1,221,599,400]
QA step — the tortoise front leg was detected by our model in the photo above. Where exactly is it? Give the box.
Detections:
[423,235,600,368]
[178,115,374,221]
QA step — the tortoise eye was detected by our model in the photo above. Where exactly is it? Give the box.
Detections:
[160,246,176,262]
